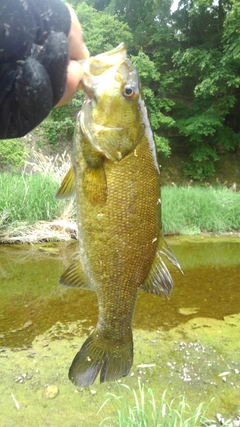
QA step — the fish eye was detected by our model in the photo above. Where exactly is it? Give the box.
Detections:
[122,84,137,100]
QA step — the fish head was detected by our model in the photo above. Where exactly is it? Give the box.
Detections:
[79,43,145,161]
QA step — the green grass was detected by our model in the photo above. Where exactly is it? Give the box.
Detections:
[99,381,218,427]
[0,170,239,236]
[162,185,240,235]
[0,172,64,229]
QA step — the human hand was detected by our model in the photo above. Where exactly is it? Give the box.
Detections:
[0,1,89,139]
[56,5,89,107]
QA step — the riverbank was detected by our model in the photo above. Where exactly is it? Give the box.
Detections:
[1,173,240,243]
[0,218,239,244]
[0,219,77,244]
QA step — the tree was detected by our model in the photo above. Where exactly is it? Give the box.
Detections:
[131,50,174,157]
[102,0,173,53]
[170,0,240,180]
[73,1,133,54]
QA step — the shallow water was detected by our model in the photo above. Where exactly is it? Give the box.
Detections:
[1,236,239,348]
[0,236,240,425]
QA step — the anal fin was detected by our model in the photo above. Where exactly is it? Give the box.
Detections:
[60,260,92,290]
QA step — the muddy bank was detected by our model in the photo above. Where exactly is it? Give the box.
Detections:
[0,218,239,244]
[0,219,77,244]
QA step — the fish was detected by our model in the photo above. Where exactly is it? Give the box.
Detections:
[55,43,182,387]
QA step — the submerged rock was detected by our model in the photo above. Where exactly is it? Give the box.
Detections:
[43,385,59,399]
[178,307,199,316]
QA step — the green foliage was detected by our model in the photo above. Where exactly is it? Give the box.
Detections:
[177,112,223,141]
[0,138,28,169]
[171,0,240,179]
[40,116,74,147]
[38,92,85,147]
[183,160,216,181]
[176,112,221,180]
[102,0,173,51]
[131,51,174,156]
[155,135,171,157]
[131,50,160,83]
[74,2,133,54]
[222,0,240,62]
[1,166,240,235]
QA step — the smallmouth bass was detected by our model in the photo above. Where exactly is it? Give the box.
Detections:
[56,43,182,387]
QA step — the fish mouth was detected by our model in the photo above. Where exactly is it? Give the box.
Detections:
[79,43,127,99]
[89,43,127,74]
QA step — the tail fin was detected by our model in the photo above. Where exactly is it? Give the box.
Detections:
[69,331,133,387]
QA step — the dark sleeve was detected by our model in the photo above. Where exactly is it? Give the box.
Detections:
[0,0,72,138]
[0,0,71,62]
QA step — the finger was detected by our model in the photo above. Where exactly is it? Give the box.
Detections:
[55,60,84,107]
[82,43,90,59]
[66,5,89,61]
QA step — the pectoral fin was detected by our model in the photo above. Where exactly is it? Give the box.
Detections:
[83,166,107,206]
[60,261,92,290]
[55,166,75,199]
[141,237,183,298]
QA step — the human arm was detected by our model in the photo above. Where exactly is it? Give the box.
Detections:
[0,0,88,139]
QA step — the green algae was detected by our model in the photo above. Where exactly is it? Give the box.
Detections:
[0,314,239,426]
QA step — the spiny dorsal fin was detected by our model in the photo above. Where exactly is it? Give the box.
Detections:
[55,166,75,200]
[60,261,92,290]
[140,237,183,298]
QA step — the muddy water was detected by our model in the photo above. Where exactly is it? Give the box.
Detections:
[0,236,240,426]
